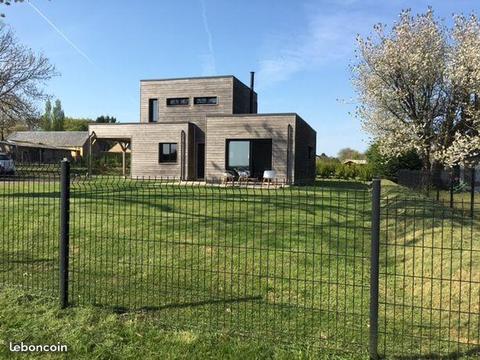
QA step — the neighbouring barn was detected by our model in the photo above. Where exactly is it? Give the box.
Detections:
[6,131,91,163]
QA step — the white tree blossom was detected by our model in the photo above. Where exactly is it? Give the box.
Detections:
[353,9,480,169]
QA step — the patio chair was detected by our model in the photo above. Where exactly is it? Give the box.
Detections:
[221,170,236,185]
[236,169,251,183]
[263,170,277,184]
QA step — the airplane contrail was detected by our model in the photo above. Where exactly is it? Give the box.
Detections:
[199,0,216,75]
[27,0,96,66]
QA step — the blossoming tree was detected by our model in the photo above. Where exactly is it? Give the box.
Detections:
[353,9,480,171]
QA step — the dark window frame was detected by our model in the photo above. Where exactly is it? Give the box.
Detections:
[158,143,178,163]
[225,138,273,171]
[166,97,189,106]
[148,98,158,122]
[226,139,251,170]
[194,96,218,105]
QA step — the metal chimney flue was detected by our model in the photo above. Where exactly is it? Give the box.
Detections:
[249,71,255,113]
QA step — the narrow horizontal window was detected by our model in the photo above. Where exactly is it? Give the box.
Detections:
[194,96,218,105]
[166,98,189,106]
[159,143,177,163]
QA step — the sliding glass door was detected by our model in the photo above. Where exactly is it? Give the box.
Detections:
[226,139,272,178]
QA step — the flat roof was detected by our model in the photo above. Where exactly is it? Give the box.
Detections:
[140,75,236,82]
[89,121,191,126]
[207,113,298,118]
[88,113,301,127]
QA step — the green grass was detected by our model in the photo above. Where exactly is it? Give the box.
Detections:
[0,286,359,360]
[0,177,478,358]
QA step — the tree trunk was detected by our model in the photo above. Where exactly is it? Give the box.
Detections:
[420,151,432,191]
[431,161,444,189]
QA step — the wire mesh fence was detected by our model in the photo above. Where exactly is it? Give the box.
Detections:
[0,164,60,295]
[68,175,372,353]
[397,168,478,215]
[1,162,479,358]
[379,192,480,358]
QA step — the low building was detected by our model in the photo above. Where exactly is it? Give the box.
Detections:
[89,74,317,184]
[343,159,367,166]
[6,131,91,162]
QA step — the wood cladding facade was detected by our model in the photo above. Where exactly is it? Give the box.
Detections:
[140,76,257,121]
[89,123,192,179]
[89,75,316,184]
[205,114,316,184]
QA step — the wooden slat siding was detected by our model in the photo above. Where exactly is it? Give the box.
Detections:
[205,115,297,183]
[89,123,191,179]
[140,77,235,124]
[232,77,257,114]
[294,115,317,184]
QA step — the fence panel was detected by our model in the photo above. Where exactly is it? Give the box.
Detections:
[68,177,371,354]
[0,164,60,295]
[379,193,480,358]
[4,165,478,357]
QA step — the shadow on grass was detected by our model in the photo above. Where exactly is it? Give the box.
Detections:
[90,295,264,314]
[0,251,55,265]
[390,346,480,360]
[314,179,370,190]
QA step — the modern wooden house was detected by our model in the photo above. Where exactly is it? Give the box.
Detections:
[89,74,316,184]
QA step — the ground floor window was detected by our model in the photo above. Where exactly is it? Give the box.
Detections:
[159,143,177,163]
[227,140,250,168]
[226,139,272,178]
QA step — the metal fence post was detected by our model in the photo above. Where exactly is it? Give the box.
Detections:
[471,167,475,218]
[450,171,454,208]
[370,178,381,360]
[60,159,70,308]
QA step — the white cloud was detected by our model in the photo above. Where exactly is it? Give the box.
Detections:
[199,0,216,75]
[257,10,377,89]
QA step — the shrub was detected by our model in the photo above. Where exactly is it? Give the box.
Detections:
[366,142,422,179]
[317,158,373,181]
[357,164,374,181]
[316,158,339,178]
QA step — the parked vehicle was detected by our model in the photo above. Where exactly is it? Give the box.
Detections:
[0,153,15,175]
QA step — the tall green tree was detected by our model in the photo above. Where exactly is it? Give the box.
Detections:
[41,100,52,130]
[52,99,65,130]
[41,99,65,131]
[96,115,117,124]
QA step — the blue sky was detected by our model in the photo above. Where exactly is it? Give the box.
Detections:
[3,0,478,156]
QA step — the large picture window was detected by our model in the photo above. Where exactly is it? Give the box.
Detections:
[159,143,177,163]
[227,140,250,168]
[226,139,272,178]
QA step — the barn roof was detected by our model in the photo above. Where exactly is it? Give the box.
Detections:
[7,131,89,148]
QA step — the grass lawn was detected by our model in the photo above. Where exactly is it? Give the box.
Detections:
[0,176,478,358]
[432,188,480,212]
[0,286,363,360]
